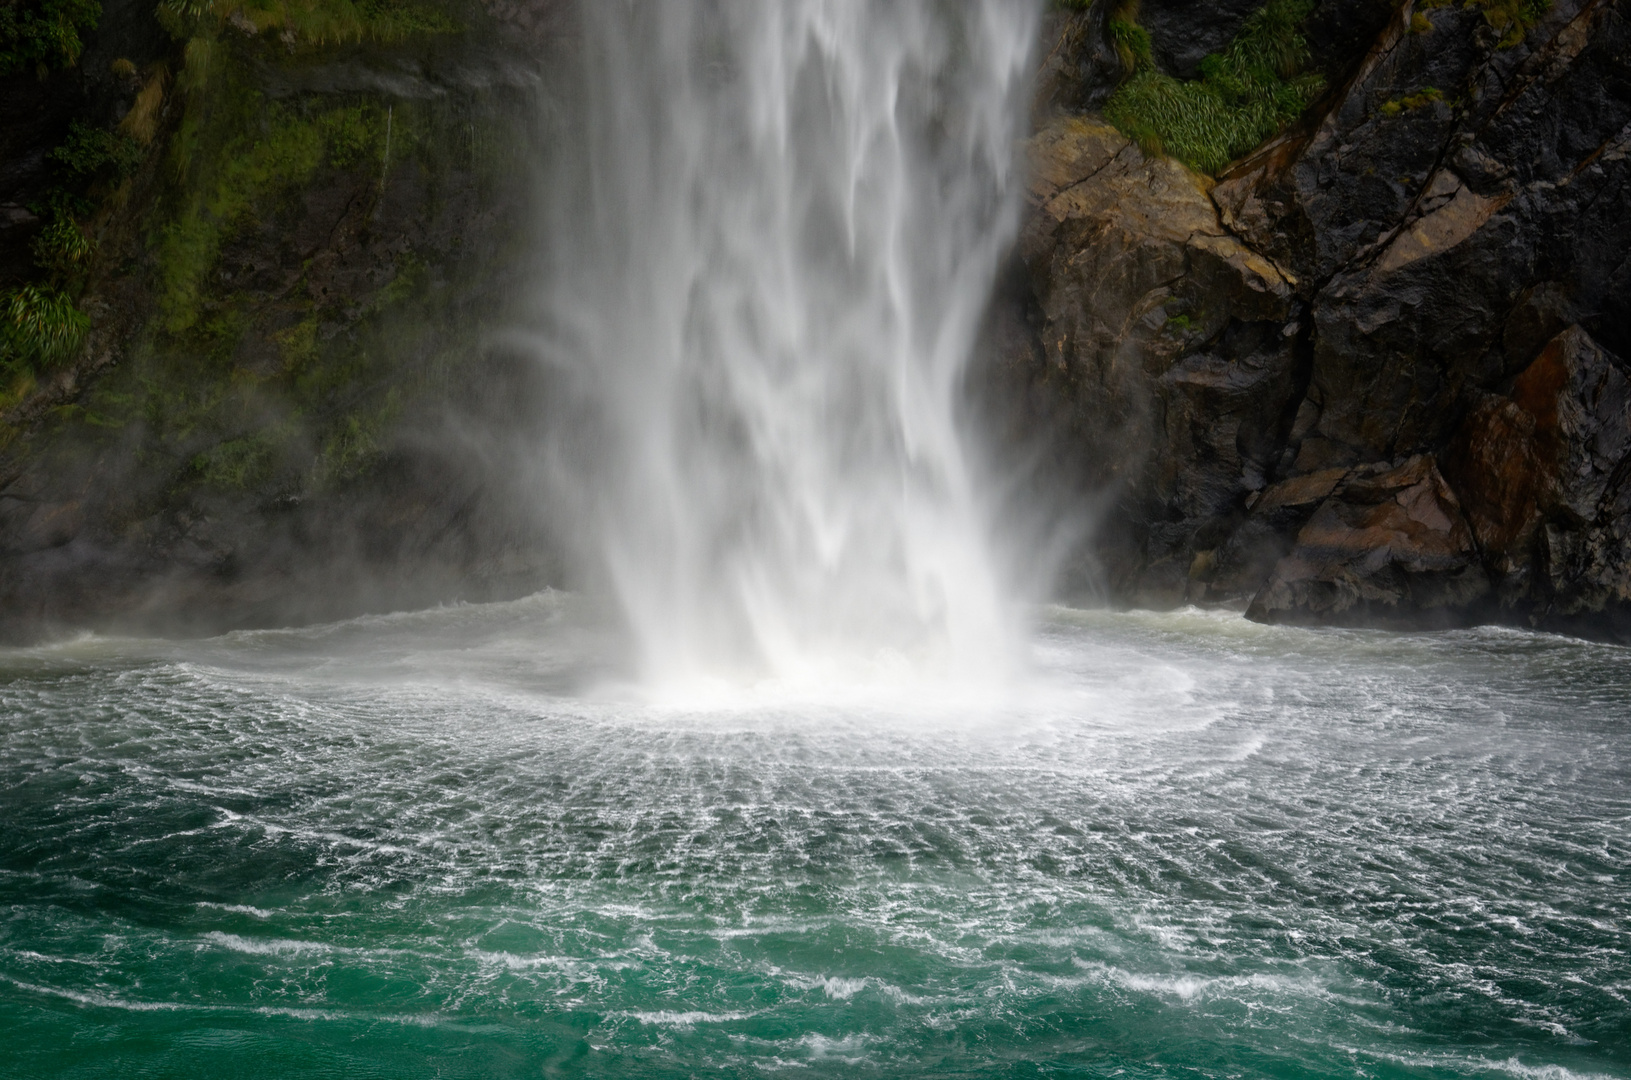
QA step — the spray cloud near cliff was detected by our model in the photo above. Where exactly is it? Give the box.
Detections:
[527,0,1043,690]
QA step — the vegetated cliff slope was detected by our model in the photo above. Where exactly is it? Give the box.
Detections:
[0,0,569,641]
[994,0,1631,640]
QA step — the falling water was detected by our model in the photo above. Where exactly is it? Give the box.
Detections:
[536,0,1042,686]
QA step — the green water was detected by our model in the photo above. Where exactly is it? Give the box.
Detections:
[1,596,1627,1078]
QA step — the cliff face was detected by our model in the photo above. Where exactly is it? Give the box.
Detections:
[3,0,1629,643]
[999,0,1631,639]
[0,0,568,640]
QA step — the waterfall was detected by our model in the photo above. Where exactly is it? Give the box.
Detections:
[536,0,1042,687]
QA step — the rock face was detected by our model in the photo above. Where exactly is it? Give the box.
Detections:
[998,0,1631,639]
[0,2,566,641]
[1443,325,1631,631]
[1246,455,1489,626]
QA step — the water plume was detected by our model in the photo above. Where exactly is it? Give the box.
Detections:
[535,0,1042,687]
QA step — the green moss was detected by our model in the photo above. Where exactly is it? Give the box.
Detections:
[39,12,523,513]
[157,104,325,333]
[317,105,388,170]
[355,0,458,37]
[272,317,320,370]
[0,0,100,77]
[1379,86,1444,117]
[192,431,277,489]
[1104,0,1325,175]
[314,394,396,484]
[156,39,405,335]
[1468,0,1552,47]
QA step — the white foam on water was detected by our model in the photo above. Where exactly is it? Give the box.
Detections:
[200,932,334,957]
[614,1009,765,1027]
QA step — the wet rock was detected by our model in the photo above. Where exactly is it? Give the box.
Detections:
[1205,467,1346,600]
[1246,455,1488,625]
[1032,6,1121,118]
[992,0,1631,636]
[0,10,561,642]
[1441,325,1631,625]
[1008,115,1303,603]
[1137,0,1262,80]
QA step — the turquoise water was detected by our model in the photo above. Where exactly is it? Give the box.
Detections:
[1,595,1627,1078]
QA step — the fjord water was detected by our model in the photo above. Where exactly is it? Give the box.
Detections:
[1,599,1628,1078]
[532,0,1039,684]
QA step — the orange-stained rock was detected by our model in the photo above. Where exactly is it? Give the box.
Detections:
[1442,325,1631,576]
[1246,455,1488,625]
[1251,468,1347,516]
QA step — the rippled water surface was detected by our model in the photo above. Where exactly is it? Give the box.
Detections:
[2,596,1628,1078]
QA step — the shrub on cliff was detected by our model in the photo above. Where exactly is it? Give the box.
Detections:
[0,0,100,77]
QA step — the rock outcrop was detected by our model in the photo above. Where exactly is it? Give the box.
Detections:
[999,0,1631,639]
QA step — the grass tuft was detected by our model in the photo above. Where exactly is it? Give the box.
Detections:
[31,213,96,278]
[119,66,171,145]
[0,284,90,372]
[1104,0,1324,174]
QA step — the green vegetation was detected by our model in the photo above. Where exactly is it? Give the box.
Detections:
[1468,0,1552,47]
[0,0,100,76]
[51,120,145,181]
[1379,86,1444,116]
[0,284,90,374]
[157,113,325,331]
[1107,8,1151,72]
[156,0,457,47]
[155,95,391,332]
[118,31,439,493]
[30,213,96,278]
[1103,0,1325,175]
[1,0,502,502]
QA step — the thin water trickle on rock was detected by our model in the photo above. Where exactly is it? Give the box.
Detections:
[533,0,1041,688]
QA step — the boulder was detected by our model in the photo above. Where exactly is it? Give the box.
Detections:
[1246,455,1488,625]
